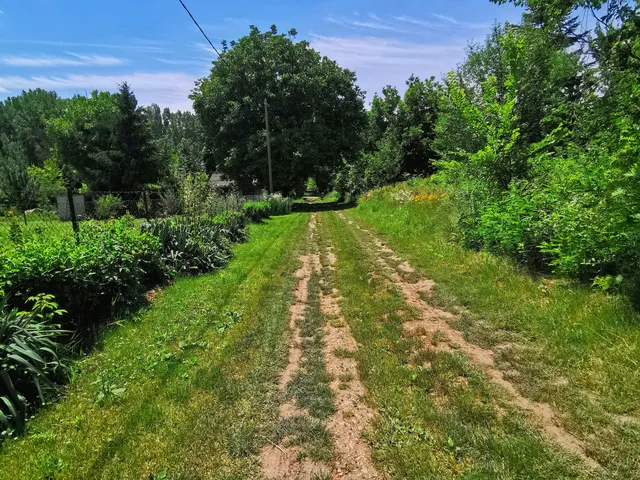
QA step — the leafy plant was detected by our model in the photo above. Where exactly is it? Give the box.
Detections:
[0,219,168,330]
[242,201,270,222]
[95,194,123,220]
[0,294,67,436]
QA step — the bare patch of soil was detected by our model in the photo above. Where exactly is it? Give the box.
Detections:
[260,215,331,480]
[344,214,601,471]
[320,246,383,479]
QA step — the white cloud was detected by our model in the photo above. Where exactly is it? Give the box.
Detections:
[432,13,489,29]
[432,13,458,24]
[0,72,198,111]
[153,57,209,67]
[393,16,439,27]
[0,39,170,53]
[351,20,396,31]
[311,35,467,100]
[0,54,124,67]
[195,42,219,55]
[327,16,402,32]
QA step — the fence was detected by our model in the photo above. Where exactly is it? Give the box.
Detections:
[0,190,264,251]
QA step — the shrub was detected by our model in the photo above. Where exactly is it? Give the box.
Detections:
[0,294,67,437]
[0,219,167,330]
[266,194,293,216]
[95,194,123,220]
[242,201,270,222]
[145,213,247,275]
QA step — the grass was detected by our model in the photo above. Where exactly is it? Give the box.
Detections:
[0,213,310,480]
[353,180,640,478]
[318,210,590,479]
[285,270,335,420]
[279,236,335,463]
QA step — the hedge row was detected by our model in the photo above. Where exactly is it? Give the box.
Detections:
[0,198,292,435]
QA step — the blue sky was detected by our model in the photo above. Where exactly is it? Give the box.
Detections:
[0,0,523,110]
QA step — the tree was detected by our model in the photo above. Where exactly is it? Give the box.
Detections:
[49,84,160,191]
[192,25,367,195]
[363,77,441,183]
[0,135,36,206]
[0,89,63,168]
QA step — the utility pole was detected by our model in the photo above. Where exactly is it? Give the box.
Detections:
[264,98,274,194]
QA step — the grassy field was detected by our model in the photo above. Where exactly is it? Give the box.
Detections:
[0,213,309,479]
[317,211,590,479]
[2,186,638,478]
[352,181,640,477]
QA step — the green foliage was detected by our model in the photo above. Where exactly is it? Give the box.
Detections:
[0,214,308,478]
[0,89,63,168]
[0,294,66,436]
[48,84,160,191]
[144,213,247,275]
[0,219,168,330]
[336,77,441,198]
[266,194,293,216]
[242,201,270,223]
[354,183,640,476]
[179,173,209,216]
[0,135,37,207]
[422,9,640,299]
[26,158,65,207]
[192,25,367,195]
[95,194,124,220]
[305,178,318,194]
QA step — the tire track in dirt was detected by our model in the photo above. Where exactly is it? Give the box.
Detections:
[336,212,601,472]
[319,235,383,480]
[260,215,330,480]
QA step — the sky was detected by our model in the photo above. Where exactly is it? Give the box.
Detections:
[0,0,523,111]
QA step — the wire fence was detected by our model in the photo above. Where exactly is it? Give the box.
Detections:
[0,190,264,251]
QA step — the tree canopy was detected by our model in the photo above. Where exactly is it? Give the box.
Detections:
[192,25,367,195]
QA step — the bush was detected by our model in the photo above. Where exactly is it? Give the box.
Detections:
[0,294,67,437]
[266,194,293,216]
[95,194,123,220]
[145,212,248,275]
[0,219,167,330]
[242,201,270,222]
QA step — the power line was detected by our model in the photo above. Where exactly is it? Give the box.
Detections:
[177,0,221,57]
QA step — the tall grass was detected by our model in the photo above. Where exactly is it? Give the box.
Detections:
[354,180,640,476]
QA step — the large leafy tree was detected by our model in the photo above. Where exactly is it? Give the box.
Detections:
[192,25,367,195]
[49,83,160,191]
[0,89,63,168]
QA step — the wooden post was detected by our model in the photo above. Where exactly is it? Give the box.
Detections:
[67,188,79,239]
[264,98,274,195]
[143,190,151,219]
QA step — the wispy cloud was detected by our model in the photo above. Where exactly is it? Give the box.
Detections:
[0,72,198,110]
[0,39,171,53]
[432,13,458,24]
[327,16,401,32]
[432,13,489,29]
[311,35,466,100]
[153,57,209,67]
[0,53,124,67]
[0,10,4,15]
[328,13,489,34]
[194,42,220,55]
[393,16,439,27]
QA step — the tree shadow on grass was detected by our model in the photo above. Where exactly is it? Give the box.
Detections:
[292,202,355,213]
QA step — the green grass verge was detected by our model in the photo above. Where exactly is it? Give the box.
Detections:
[318,211,589,479]
[0,213,309,480]
[353,182,640,478]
